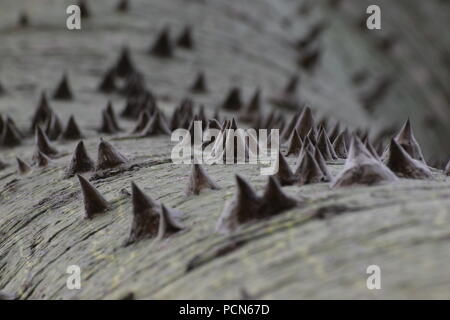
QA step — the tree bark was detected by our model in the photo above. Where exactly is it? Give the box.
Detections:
[0,0,449,299]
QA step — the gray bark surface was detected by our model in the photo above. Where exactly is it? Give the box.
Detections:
[0,0,449,299]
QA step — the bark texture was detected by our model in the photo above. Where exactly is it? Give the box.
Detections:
[0,0,449,299]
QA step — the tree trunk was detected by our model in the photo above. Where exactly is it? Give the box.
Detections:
[0,0,449,299]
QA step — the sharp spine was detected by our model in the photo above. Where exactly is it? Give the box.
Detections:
[185,164,220,196]
[77,175,110,219]
[331,136,398,188]
[52,73,74,100]
[61,115,83,140]
[96,138,127,170]
[385,139,432,179]
[16,157,32,175]
[66,141,95,176]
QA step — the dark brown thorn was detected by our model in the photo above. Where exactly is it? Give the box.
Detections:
[78,0,90,18]
[317,129,334,161]
[197,105,208,130]
[375,140,385,158]
[115,46,135,78]
[176,25,194,49]
[246,88,261,113]
[180,116,191,130]
[52,73,73,100]
[7,117,22,138]
[221,120,230,131]
[221,87,242,111]
[105,102,121,131]
[241,88,261,123]
[295,137,313,167]
[190,71,207,93]
[385,139,432,179]
[62,115,83,140]
[269,75,301,110]
[324,129,338,159]
[262,176,301,215]
[328,122,340,142]
[342,128,351,147]
[131,182,160,213]
[186,164,220,196]
[297,0,313,15]
[99,110,117,134]
[251,112,264,131]
[34,126,58,157]
[351,69,369,86]
[116,0,129,13]
[1,120,22,147]
[132,110,151,134]
[96,138,127,170]
[149,27,173,58]
[179,97,194,117]
[240,288,254,300]
[293,151,324,185]
[273,151,295,186]
[296,22,326,49]
[169,108,181,131]
[294,106,315,139]
[35,151,52,168]
[394,118,425,163]
[98,67,117,93]
[208,119,222,131]
[230,118,238,130]
[31,91,52,131]
[304,136,316,152]
[314,147,332,181]
[295,142,306,168]
[120,72,146,97]
[333,132,347,158]
[377,34,397,53]
[120,292,135,300]
[298,42,321,71]
[284,74,300,95]
[140,111,172,136]
[66,141,95,176]
[126,182,161,245]
[358,129,369,143]
[216,175,262,232]
[306,127,317,145]
[45,112,63,140]
[18,11,29,27]
[120,96,139,119]
[328,0,343,8]
[77,175,110,219]
[331,136,398,188]
[360,76,392,113]
[285,128,303,156]
[157,204,185,239]
[16,157,31,175]
[364,138,381,161]
[281,112,300,142]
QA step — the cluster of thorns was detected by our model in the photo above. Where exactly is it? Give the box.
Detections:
[0,0,449,255]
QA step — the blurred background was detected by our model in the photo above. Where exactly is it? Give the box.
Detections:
[0,0,449,165]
